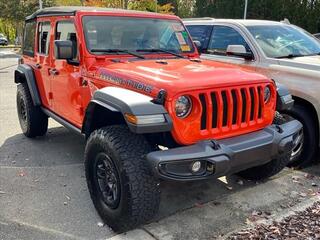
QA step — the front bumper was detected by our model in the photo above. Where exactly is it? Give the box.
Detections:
[146,120,302,181]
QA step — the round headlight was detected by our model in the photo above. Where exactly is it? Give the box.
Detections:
[264,86,271,103]
[175,95,192,118]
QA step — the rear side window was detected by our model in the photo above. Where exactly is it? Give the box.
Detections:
[186,25,212,51]
[37,22,51,55]
[208,26,251,55]
[56,21,78,59]
[23,20,36,56]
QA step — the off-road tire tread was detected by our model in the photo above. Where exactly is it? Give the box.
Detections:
[85,125,160,232]
[238,153,290,181]
[17,83,48,138]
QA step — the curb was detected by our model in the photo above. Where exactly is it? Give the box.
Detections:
[106,229,156,240]
[221,196,320,239]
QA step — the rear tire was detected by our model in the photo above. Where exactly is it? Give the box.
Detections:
[16,83,48,138]
[237,153,290,181]
[85,125,160,232]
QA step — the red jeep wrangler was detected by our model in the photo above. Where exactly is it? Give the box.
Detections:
[15,7,301,231]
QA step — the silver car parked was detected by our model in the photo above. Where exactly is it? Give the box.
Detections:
[184,18,320,167]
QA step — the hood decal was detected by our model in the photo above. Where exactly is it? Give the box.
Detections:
[99,69,154,93]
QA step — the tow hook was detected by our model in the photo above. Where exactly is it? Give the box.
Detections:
[210,140,220,150]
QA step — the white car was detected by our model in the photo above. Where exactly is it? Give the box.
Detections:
[0,33,8,46]
[315,33,320,40]
[184,18,320,167]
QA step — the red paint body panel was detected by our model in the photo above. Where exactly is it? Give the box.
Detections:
[22,9,277,145]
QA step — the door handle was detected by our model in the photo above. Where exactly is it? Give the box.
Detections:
[35,63,42,69]
[49,68,59,76]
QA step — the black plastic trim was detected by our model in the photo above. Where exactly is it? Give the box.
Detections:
[26,8,76,21]
[276,83,294,111]
[83,87,173,134]
[147,120,302,181]
[15,64,41,106]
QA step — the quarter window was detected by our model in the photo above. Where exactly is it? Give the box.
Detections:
[55,21,78,59]
[23,20,36,56]
[208,26,251,55]
[37,22,51,55]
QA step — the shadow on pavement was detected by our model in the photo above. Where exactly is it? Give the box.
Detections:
[0,126,258,222]
[297,156,320,177]
[0,127,85,167]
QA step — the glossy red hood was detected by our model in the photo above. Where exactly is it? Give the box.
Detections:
[89,58,271,99]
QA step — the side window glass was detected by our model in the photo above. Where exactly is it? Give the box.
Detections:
[23,20,36,56]
[208,26,251,55]
[56,21,77,59]
[37,22,51,55]
[186,25,212,51]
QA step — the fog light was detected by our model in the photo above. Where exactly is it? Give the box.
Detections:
[191,161,201,173]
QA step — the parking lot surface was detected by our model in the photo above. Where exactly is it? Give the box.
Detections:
[1,51,320,240]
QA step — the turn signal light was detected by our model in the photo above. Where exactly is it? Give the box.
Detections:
[124,113,166,125]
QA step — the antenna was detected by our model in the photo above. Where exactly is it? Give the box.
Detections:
[244,0,248,19]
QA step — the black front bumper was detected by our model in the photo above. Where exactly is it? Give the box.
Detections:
[146,120,302,181]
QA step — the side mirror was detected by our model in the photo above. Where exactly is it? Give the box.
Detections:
[226,45,254,60]
[193,40,202,53]
[54,40,73,60]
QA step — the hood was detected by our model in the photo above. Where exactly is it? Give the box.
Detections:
[89,58,270,98]
[278,55,320,71]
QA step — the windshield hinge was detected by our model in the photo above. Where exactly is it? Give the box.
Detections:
[152,89,167,105]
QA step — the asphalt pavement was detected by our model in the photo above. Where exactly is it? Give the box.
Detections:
[1,49,320,240]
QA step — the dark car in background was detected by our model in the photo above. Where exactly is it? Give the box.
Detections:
[0,33,8,45]
[315,33,320,40]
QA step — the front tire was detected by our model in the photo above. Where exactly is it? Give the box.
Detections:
[85,125,160,232]
[237,153,290,181]
[282,105,318,167]
[16,83,48,138]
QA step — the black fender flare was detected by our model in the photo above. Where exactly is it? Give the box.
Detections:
[82,87,173,135]
[14,64,41,106]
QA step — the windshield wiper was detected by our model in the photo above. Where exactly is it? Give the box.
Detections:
[276,54,309,59]
[136,49,185,58]
[90,49,145,59]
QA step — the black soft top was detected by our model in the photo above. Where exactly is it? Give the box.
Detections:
[25,6,167,21]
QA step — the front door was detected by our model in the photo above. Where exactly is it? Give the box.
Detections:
[50,19,83,127]
[190,24,257,71]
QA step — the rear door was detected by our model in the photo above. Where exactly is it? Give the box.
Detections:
[33,20,53,108]
[186,25,212,52]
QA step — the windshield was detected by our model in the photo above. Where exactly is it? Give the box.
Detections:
[246,25,320,58]
[82,16,194,56]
